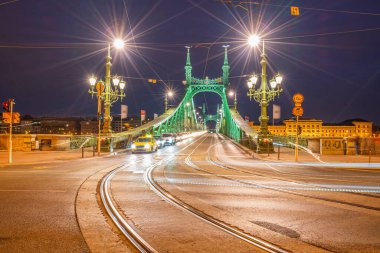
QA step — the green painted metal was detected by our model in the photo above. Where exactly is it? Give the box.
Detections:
[151,46,246,142]
[113,46,258,147]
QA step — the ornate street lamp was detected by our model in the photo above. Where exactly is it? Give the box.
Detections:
[165,91,173,112]
[228,90,237,110]
[246,35,284,153]
[88,39,126,135]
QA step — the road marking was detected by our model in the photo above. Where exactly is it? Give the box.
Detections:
[158,178,380,193]
[0,189,66,193]
[33,166,50,170]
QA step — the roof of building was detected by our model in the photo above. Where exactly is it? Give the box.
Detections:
[324,118,372,126]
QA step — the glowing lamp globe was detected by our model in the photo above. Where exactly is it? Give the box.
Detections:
[113,39,125,49]
[248,35,260,47]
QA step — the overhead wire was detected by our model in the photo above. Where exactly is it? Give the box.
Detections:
[217,0,380,16]
[0,0,18,7]
[1,23,379,49]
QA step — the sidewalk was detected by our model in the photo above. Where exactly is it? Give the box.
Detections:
[0,148,112,166]
[257,146,380,164]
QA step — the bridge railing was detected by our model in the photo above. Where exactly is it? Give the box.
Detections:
[111,108,178,146]
[219,107,258,149]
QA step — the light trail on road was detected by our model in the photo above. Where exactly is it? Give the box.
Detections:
[102,133,380,252]
[144,135,289,253]
[158,134,380,252]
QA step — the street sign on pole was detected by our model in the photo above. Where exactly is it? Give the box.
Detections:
[292,93,304,105]
[292,106,304,117]
[2,112,20,124]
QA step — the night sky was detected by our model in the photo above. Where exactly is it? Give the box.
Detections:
[0,0,379,125]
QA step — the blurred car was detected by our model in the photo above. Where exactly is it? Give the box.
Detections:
[154,136,165,149]
[131,135,158,153]
[162,133,176,146]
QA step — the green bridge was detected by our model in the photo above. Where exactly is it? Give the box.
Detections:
[113,46,258,149]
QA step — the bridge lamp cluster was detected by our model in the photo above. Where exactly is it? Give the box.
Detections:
[247,73,283,89]
[89,75,126,91]
[88,37,127,138]
[245,32,284,153]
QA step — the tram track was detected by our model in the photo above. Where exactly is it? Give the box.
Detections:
[145,135,289,253]
[99,161,158,253]
[99,134,209,253]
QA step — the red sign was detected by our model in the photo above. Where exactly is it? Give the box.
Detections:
[244,116,249,121]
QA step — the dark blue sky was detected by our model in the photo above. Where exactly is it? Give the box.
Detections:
[0,0,379,124]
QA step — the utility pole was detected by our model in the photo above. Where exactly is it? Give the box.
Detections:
[9,99,14,164]
[97,92,102,156]
[292,93,304,162]
[295,115,299,162]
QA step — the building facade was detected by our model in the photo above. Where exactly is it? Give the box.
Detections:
[249,118,373,138]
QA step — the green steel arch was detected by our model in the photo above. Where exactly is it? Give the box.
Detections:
[204,114,219,124]
[113,46,258,148]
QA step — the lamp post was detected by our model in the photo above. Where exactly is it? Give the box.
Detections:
[246,35,283,153]
[165,91,173,112]
[88,39,126,135]
[228,90,237,110]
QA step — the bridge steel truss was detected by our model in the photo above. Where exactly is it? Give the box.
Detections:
[112,46,258,148]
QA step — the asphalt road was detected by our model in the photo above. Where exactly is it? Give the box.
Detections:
[0,155,127,253]
[1,133,379,253]
[111,133,380,252]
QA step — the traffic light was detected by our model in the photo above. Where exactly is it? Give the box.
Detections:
[148,79,157,84]
[2,101,9,111]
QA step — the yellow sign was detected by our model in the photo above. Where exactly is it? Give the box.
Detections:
[291,6,300,16]
[2,112,20,124]
[292,93,304,104]
[292,106,304,117]
[13,112,20,123]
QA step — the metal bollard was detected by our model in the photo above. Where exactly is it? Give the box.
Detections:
[93,144,95,157]
[369,150,371,164]
[82,147,84,158]
[277,145,280,160]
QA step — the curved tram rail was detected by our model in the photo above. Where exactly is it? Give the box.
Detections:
[100,163,158,253]
[144,159,289,253]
